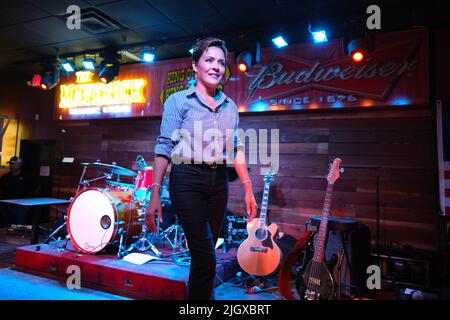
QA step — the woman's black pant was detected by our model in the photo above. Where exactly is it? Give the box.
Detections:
[169,164,228,300]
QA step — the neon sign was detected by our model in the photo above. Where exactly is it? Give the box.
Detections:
[59,78,147,109]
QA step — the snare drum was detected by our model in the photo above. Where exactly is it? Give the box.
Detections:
[67,188,141,254]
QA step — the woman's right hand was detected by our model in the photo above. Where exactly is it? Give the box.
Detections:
[145,190,163,233]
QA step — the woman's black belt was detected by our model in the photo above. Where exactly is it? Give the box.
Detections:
[183,161,227,169]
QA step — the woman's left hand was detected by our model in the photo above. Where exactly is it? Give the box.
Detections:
[245,191,258,222]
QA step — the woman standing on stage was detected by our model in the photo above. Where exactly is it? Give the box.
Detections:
[145,37,257,300]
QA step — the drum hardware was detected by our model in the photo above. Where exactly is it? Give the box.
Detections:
[122,221,163,258]
[80,173,113,187]
[42,219,67,244]
[80,162,137,177]
[117,227,129,258]
[225,215,248,249]
[157,217,187,251]
[135,154,148,171]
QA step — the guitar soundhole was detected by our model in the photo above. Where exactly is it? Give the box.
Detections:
[255,228,267,241]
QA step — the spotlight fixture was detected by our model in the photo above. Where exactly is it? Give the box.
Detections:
[188,48,194,55]
[235,51,252,73]
[235,41,260,73]
[311,30,328,43]
[31,74,42,87]
[141,51,155,63]
[40,63,60,90]
[61,61,76,72]
[82,58,96,70]
[308,22,328,44]
[272,35,288,48]
[99,51,120,83]
[352,50,364,62]
[347,38,372,63]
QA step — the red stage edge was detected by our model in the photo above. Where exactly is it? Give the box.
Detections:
[14,242,239,300]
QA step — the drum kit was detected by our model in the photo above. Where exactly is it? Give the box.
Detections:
[57,156,187,258]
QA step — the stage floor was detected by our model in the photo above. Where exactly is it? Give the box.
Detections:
[14,240,240,300]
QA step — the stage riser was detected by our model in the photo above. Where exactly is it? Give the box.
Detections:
[15,244,238,299]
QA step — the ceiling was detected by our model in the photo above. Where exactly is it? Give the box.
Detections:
[0,0,447,79]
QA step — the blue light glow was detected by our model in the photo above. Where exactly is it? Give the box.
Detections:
[83,60,96,70]
[62,62,75,72]
[250,101,269,112]
[393,98,410,106]
[331,102,344,108]
[312,30,328,43]
[142,52,155,63]
[272,36,288,48]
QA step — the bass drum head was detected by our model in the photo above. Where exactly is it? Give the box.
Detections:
[67,188,116,254]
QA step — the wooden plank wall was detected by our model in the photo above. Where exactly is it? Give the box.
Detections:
[54,107,438,251]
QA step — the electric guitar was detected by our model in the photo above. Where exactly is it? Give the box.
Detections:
[298,158,342,300]
[237,172,282,276]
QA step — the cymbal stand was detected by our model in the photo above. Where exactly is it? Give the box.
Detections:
[79,173,113,189]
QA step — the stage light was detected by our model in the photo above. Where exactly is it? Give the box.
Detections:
[82,58,96,70]
[347,38,372,63]
[352,50,364,62]
[99,52,120,83]
[40,63,60,90]
[235,51,252,73]
[311,30,328,43]
[61,61,75,72]
[235,41,260,73]
[189,48,194,55]
[142,51,155,63]
[31,74,42,87]
[272,36,288,48]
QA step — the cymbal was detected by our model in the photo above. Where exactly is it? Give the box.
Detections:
[81,162,137,177]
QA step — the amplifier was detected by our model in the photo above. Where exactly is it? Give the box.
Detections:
[371,253,432,289]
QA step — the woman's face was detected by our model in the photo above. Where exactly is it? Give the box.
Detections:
[193,46,226,89]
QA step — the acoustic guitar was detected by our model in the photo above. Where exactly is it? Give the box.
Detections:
[237,172,282,276]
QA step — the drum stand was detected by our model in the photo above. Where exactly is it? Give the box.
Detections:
[124,223,163,258]
[158,218,188,252]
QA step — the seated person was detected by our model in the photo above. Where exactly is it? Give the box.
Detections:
[0,156,33,227]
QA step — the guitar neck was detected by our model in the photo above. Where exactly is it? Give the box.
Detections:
[258,180,271,228]
[312,183,334,262]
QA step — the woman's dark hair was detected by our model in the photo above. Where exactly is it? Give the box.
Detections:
[192,37,228,63]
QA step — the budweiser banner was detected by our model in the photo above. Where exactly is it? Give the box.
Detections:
[55,29,428,120]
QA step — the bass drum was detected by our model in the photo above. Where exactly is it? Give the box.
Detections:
[67,188,141,254]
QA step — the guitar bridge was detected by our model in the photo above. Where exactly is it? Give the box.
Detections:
[250,247,268,253]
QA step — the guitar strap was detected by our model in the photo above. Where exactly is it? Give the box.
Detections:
[278,230,314,300]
